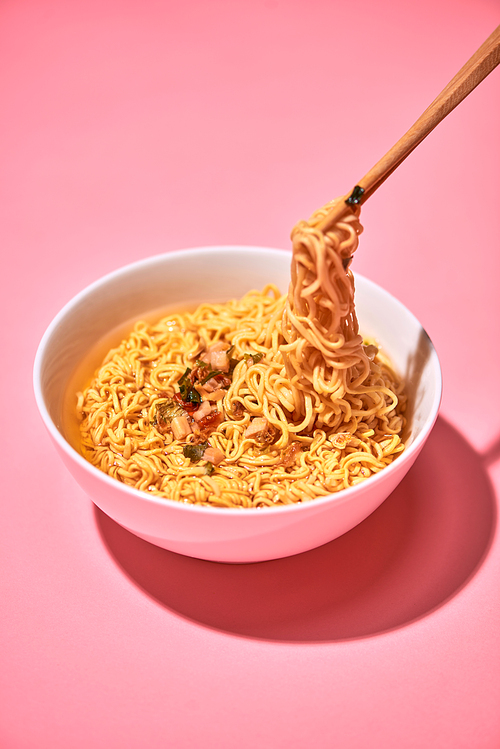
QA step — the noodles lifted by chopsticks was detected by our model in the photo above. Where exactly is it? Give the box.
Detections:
[77,199,406,508]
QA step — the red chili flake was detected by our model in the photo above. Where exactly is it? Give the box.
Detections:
[197,412,222,432]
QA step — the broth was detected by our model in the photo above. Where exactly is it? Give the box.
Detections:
[61,303,201,454]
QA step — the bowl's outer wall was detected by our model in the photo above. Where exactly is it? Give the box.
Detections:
[51,430,425,563]
[35,247,442,562]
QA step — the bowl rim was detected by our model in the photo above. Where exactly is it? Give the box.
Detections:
[33,245,443,517]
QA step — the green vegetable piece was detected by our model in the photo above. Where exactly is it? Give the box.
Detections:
[183,442,209,463]
[155,399,185,424]
[178,368,192,399]
[186,388,202,404]
[244,352,264,364]
[199,369,223,385]
[178,367,202,404]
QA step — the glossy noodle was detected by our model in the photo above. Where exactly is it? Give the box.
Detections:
[77,199,406,508]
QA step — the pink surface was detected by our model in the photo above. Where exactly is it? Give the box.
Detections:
[1,1,499,747]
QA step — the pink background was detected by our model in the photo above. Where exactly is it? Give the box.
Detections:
[2,1,500,747]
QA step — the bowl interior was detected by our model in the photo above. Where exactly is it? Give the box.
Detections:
[35,245,441,501]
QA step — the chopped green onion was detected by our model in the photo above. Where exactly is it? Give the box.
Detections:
[244,352,264,364]
[183,442,209,462]
[178,367,202,403]
[155,400,185,424]
[199,369,223,385]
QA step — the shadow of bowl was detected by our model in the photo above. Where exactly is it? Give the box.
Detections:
[95,416,496,641]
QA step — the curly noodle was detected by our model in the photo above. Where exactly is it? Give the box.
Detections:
[77,200,406,508]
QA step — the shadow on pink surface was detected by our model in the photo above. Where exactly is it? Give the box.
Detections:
[95,416,496,641]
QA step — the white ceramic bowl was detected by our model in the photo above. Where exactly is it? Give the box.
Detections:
[33,246,442,563]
